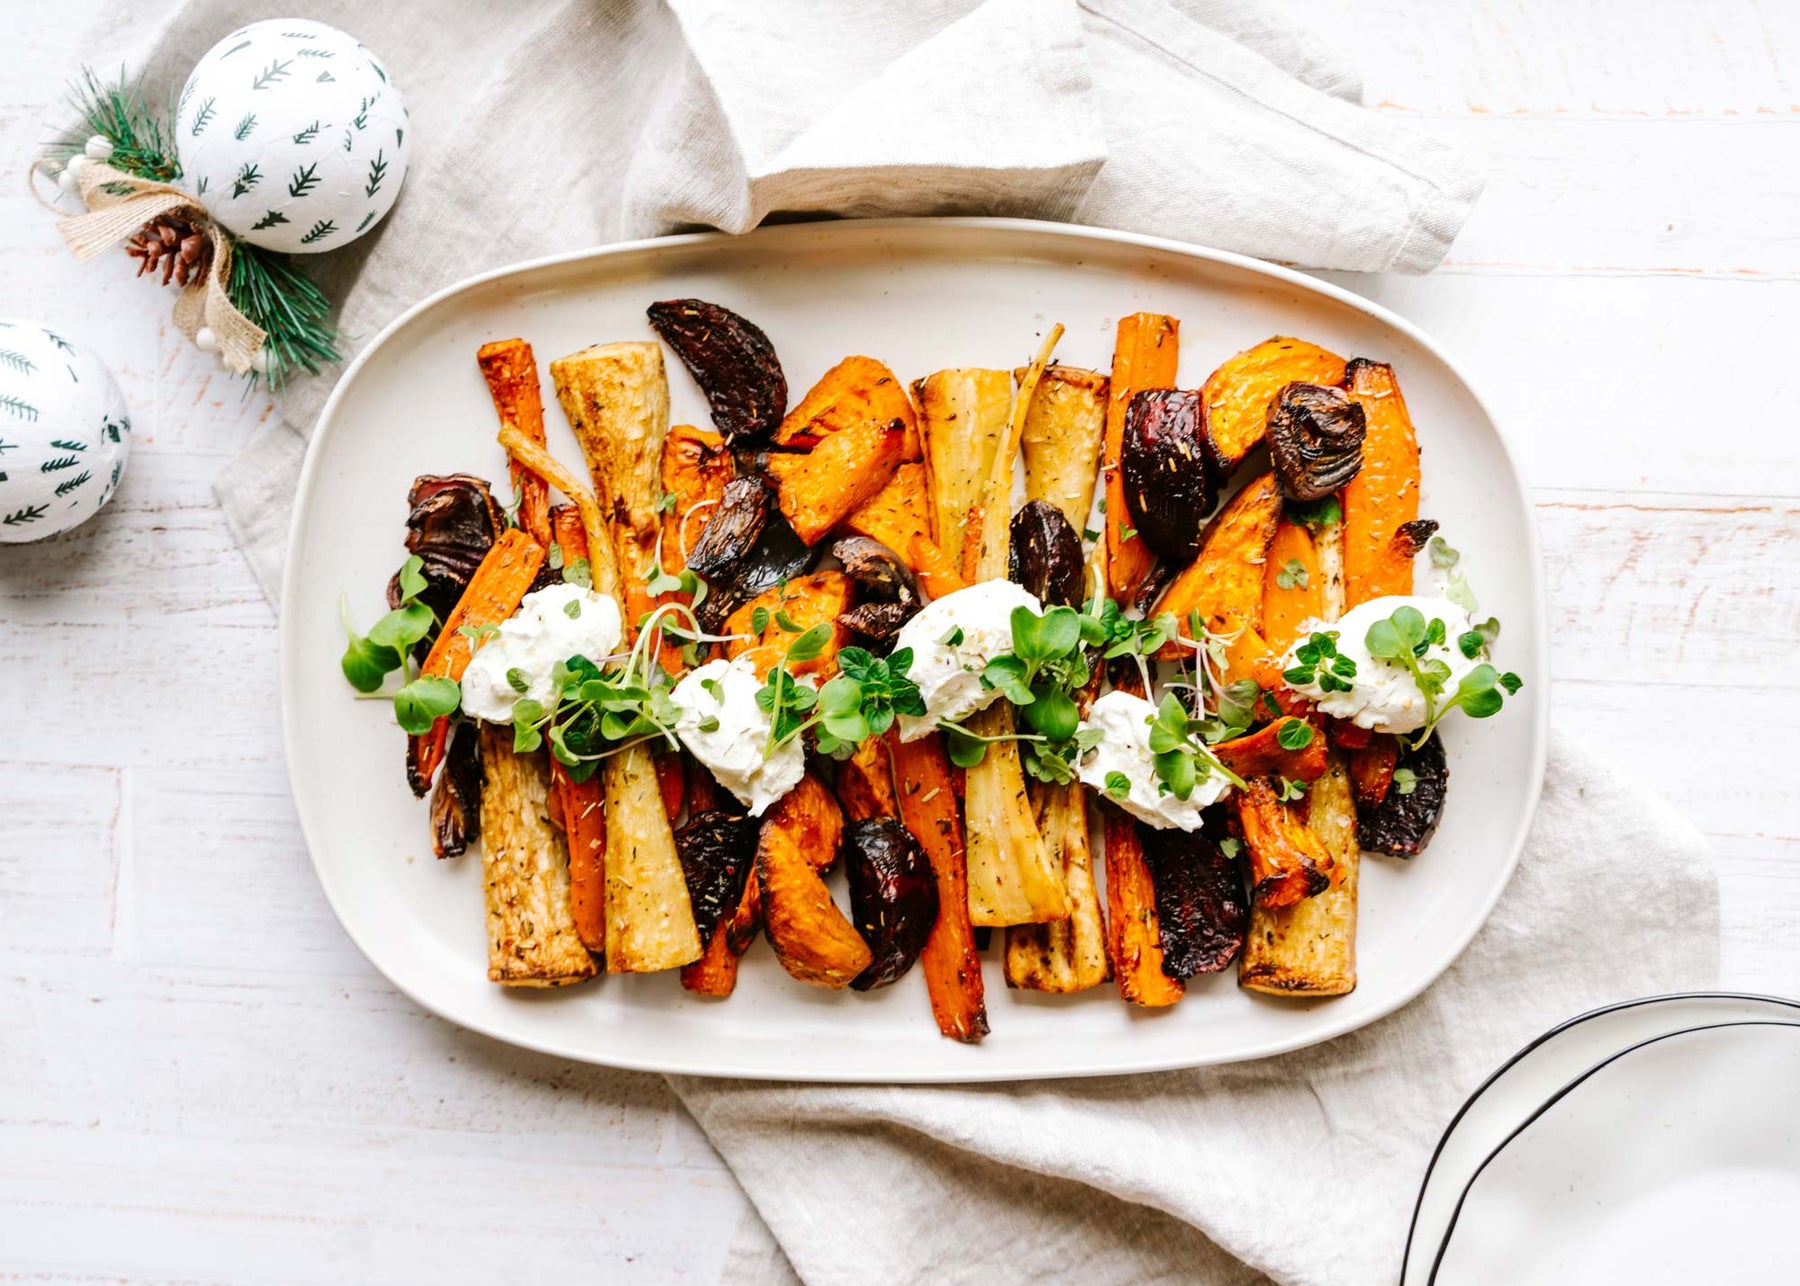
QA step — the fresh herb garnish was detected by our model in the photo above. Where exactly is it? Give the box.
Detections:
[1275,558,1309,590]
[1274,776,1308,803]
[753,633,926,759]
[1363,604,1522,746]
[1283,631,1357,694]
[1145,693,1248,801]
[339,555,465,728]
[1275,718,1315,750]
[1287,495,1340,529]
[1392,766,1418,796]
[938,604,1096,783]
[1104,770,1131,801]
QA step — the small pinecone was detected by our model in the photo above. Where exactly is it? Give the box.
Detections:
[125,212,213,288]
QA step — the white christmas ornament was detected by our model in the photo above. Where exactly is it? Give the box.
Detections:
[174,19,409,255]
[0,322,131,543]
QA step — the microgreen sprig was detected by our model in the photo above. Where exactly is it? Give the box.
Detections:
[1145,692,1248,801]
[339,554,470,732]
[1283,630,1358,694]
[938,603,1102,783]
[753,630,927,759]
[1363,604,1522,748]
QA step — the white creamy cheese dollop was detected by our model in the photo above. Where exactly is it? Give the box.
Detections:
[1076,690,1228,831]
[1282,594,1480,735]
[892,579,1043,741]
[670,657,806,816]
[459,583,624,723]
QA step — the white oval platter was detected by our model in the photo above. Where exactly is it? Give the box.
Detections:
[280,217,1548,1082]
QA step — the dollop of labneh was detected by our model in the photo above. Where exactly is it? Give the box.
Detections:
[670,657,806,816]
[892,579,1043,741]
[1076,690,1227,830]
[459,584,623,723]
[1282,594,1480,735]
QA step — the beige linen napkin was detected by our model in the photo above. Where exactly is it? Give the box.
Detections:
[87,0,1482,600]
[674,725,1717,1286]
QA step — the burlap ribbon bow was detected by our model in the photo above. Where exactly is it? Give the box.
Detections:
[54,160,265,374]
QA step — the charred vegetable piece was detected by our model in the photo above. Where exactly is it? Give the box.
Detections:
[477,724,597,986]
[430,720,484,858]
[1152,472,1283,660]
[758,774,870,988]
[1008,499,1084,609]
[1017,363,1109,529]
[387,474,502,632]
[1213,717,1329,782]
[844,818,940,991]
[839,601,916,644]
[1357,732,1448,857]
[646,298,787,443]
[724,571,854,679]
[835,737,899,823]
[1347,734,1400,810]
[1141,818,1248,978]
[676,811,761,947]
[1268,382,1367,502]
[1121,389,1215,563]
[830,535,920,606]
[1102,804,1184,1007]
[1199,336,1347,480]
[1392,517,1441,563]
[1104,314,1180,602]
[777,355,920,459]
[686,474,811,631]
[1240,751,1360,997]
[889,729,989,1042]
[1235,776,1334,908]
[1004,780,1110,993]
[1341,358,1422,609]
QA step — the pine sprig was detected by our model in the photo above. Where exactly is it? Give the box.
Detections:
[43,68,181,183]
[227,243,341,390]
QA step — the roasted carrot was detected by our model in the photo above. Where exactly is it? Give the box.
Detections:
[1235,777,1334,908]
[547,759,607,957]
[1213,717,1329,782]
[478,339,552,547]
[406,527,545,795]
[1104,313,1179,602]
[888,729,989,1043]
[1102,806,1185,1007]
[1341,358,1422,608]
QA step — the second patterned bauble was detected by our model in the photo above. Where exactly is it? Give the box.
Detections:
[174,18,410,255]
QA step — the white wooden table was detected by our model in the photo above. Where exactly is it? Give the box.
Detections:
[2,2,1794,1280]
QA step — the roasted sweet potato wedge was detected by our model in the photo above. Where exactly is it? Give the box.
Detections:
[777,355,920,460]
[661,423,734,571]
[1214,717,1329,782]
[1199,336,1345,480]
[836,736,899,823]
[723,570,854,679]
[1262,514,1325,651]
[757,775,870,988]
[765,417,910,546]
[1240,752,1359,996]
[1234,777,1334,908]
[1152,471,1282,659]
[1341,358,1422,609]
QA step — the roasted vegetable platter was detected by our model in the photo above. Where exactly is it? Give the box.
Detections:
[282,219,1546,1081]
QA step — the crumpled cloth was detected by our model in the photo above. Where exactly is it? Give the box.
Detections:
[90,0,1483,599]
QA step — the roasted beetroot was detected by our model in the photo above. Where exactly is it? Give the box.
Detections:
[1357,732,1449,858]
[831,536,920,606]
[1121,389,1216,563]
[1009,499,1084,608]
[843,817,939,991]
[647,298,787,444]
[676,810,762,945]
[429,720,485,858]
[686,474,812,631]
[1268,382,1366,502]
[387,474,502,633]
[1141,816,1249,978]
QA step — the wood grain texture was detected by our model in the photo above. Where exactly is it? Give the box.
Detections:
[3,1,1798,1280]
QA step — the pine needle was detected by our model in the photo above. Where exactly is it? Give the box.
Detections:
[46,67,181,183]
[228,244,342,390]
